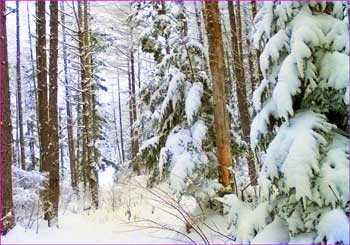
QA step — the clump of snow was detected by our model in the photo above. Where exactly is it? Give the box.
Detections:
[217,194,271,244]
[325,18,349,54]
[251,217,290,244]
[260,110,334,201]
[160,68,185,116]
[250,99,277,148]
[289,233,316,244]
[252,79,268,111]
[190,120,207,147]
[139,136,160,151]
[98,166,116,191]
[319,133,349,207]
[158,126,209,196]
[315,209,350,244]
[259,30,289,78]
[185,82,203,125]
[319,51,349,90]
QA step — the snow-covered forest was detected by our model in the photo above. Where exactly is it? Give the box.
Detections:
[1,1,349,244]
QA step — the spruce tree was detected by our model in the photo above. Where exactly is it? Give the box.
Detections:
[250,2,349,243]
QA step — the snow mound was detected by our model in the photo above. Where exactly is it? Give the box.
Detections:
[315,209,350,244]
[251,217,290,244]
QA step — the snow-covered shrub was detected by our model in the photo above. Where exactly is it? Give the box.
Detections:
[129,2,218,200]
[12,166,46,226]
[249,2,349,244]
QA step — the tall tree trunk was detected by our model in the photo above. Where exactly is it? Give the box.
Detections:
[27,120,36,170]
[251,0,263,84]
[16,0,26,170]
[77,1,88,191]
[80,1,98,209]
[61,1,78,194]
[129,35,139,173]
[36,1,48,173]
[228,1,257,186]
[48,0,60,226]
[111,85,122,163]
[27,2,39,170]
[59,108,64,178]
[117,72,125,162]
[204,1,234,192]
[1,1,15,234]
[243,2,256,92]
[128,62,133,157]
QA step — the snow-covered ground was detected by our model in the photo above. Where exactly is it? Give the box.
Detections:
[2,171,232,244]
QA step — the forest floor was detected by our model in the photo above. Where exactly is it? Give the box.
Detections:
[2,173,232,244]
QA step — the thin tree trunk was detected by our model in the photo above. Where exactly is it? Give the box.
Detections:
[251,0,263,84]
[228,1,257,186]
[59,108,64,178]
[128,62,133,157]
[1,1,15,234]
[61,1,78,194]
[137,48,141,89]
[204,1,234,192]
[27,1,40,170]
[111,85,122,163]
[27,120,36,170]
[16,0,26,170]
[117,72,125,162]
[48,0,60,226]
[130,36,139,170]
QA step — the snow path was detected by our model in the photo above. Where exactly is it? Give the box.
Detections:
[2,174,231,244]
[2,210,180,244]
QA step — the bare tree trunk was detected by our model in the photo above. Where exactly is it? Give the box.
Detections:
[194,1,209,73]
[48,0,60,226]
[204,1,234,192]
[1,1,15,234]
[36,1,49,173]
[27,2,39,170]
[228,1,257,186]
[77,1,87,192]
[61,1,78,194]
[117,72,125,162]
[27,120,36,170]
[243,3,256,92]
[128,62,133,155]
[16,0,26,170]
[111,84,122,163]
[80,1,98,209]
[59,108,64,178]
[251,0,263,84]
[129,33,140,172]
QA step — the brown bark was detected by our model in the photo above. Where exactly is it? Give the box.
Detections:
[16,0,25,170]
[80,1,98,208]
[1,1,15,234]
[228,1,257,186]
[48,0,60,225]
[129,36,140,172]
[36,1,49,173]
[204,1,233,192]
[77,1,88,191]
